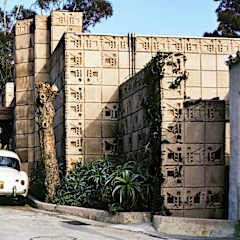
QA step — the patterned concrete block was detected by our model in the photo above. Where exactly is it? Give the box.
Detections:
[66,67,84,85]
[15,19,33,36]
[206,188,225,209]
[65,34,83,50]
[162,188,184,210]
[183,188,206,209]
[102,52,118,68]
[162,122,184,144]
[162,166,184,187]
[162,100,184,122]
[184,144,205,165]
[183,100,205,121]
[102,138,117,155]
[85,68,101,85]
[65,51,83,67]
[205,101,225,121]
[66,154,84,169]
[162,144,184,166]
[65,85,84,103]
[102,103,118,120]
[66,137,84,155]
[83,35,101,50]
[66,120,84,138]
[65,102,84,119]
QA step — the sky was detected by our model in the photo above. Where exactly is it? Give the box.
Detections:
[7,0,219,37]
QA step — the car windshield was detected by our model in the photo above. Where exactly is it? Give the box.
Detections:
[0,157,20,171]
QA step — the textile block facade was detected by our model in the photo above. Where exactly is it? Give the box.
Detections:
[14,11,240,218]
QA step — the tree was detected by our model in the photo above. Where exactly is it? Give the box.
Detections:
[0,0,113,91]
[204,0,240,38]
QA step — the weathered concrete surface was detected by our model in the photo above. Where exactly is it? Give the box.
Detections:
[29,195,151,224]
[0,205,160,240]
[153,215,238,238]
[229,63,240,220]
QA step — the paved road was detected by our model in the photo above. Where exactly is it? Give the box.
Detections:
[1,203,239,240]
[0,204,166,240]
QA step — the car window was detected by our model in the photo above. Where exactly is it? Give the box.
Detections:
[0,157,20,171]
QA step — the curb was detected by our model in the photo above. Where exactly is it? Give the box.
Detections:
[153,215,239,238]
[28,195,151,224]
[28,195,240,239]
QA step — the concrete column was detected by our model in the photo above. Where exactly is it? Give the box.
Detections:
[229,63,240,220]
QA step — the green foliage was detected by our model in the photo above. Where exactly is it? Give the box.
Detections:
[141,52,187,213]
[54,157,152,213]
[0,143,8,150]
[204,0,240,37]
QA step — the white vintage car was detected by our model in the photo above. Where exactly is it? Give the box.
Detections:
[0,150,29,203]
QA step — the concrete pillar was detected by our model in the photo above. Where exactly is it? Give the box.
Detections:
[229,63,240,220]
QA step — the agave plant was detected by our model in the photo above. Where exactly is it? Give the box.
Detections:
[112,169,144,210]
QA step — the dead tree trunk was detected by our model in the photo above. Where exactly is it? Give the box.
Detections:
[35,82,60,202]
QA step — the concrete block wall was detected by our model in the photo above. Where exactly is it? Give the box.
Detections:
[14,11,83,172]
[51,11,82,53]
[119,53,226,218]
[63,33,120,168]
[14,18,35,173]
[161,100,226,219]
[49,38,65,166]
[119,70,148,161]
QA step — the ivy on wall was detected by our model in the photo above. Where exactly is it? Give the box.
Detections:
[141,51,187,213]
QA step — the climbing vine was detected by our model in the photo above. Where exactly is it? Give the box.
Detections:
[141,51,187,213]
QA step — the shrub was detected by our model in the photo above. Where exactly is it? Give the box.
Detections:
[54,157,152,213]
